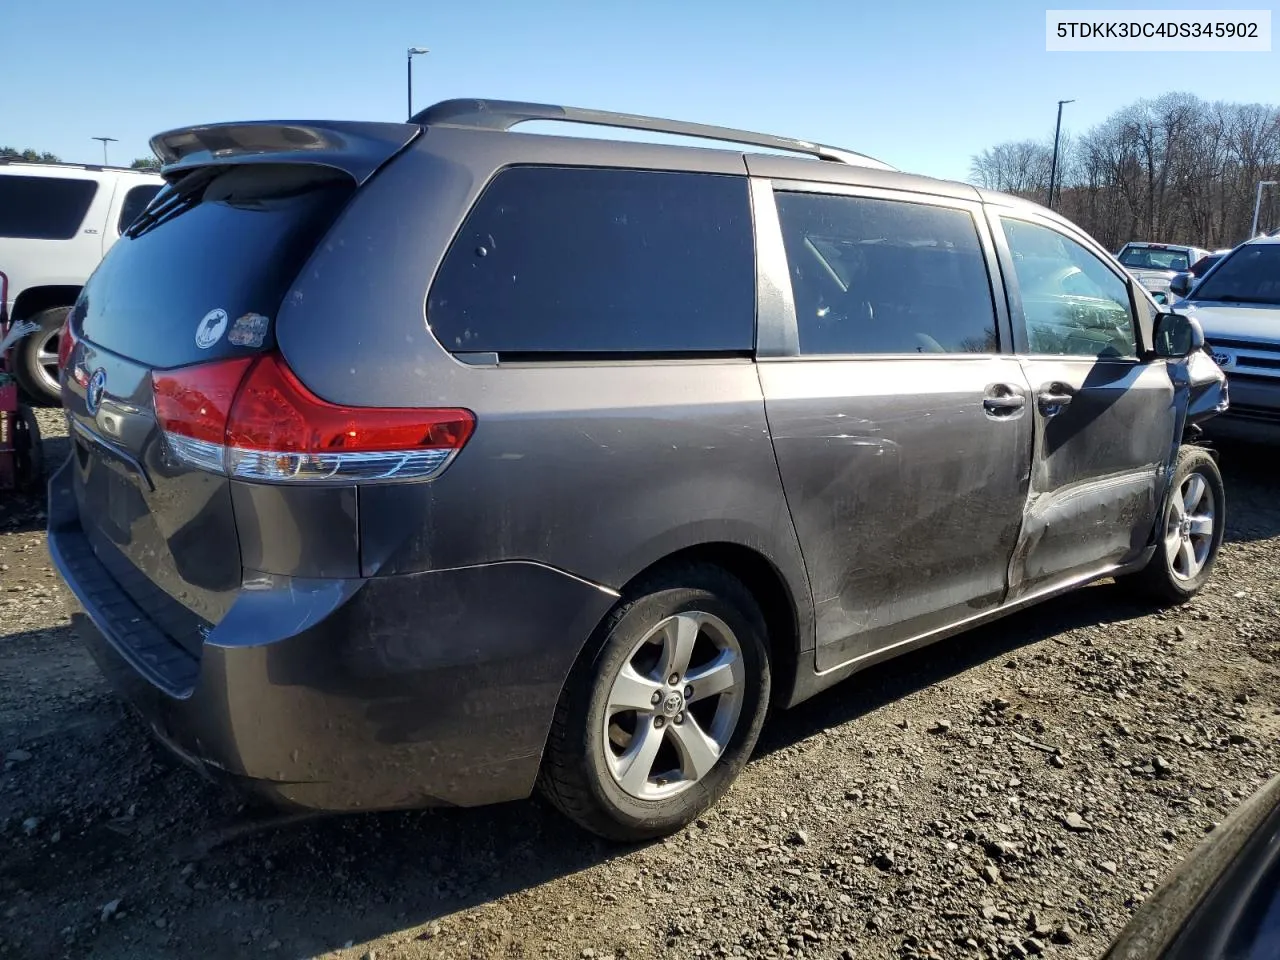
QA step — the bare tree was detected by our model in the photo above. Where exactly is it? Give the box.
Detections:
[969,94,1280,248]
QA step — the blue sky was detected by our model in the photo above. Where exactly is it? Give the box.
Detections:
[1,0,1275,181]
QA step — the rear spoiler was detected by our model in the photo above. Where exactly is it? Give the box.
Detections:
[149,120,422,186]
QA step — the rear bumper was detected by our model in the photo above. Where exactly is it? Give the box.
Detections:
[1204,375,1280,444]
[47,459,618,811]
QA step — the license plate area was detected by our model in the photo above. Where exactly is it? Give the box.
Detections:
[75,432,146,545]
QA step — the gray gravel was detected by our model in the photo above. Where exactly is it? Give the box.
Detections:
[2,408,1278,960]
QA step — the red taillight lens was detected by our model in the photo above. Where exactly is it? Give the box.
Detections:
[153,358,255,444]
[152,353,474,483]
[57,319,78,372]
[226,354,474,454]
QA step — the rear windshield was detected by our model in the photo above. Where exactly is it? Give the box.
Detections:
[0,175,99,240]
[1118,246,1190,272]
[1191,244,1280,305]
[78,165,354,369]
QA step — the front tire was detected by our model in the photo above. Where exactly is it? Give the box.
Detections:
[13,306,70,405]
[538,564,771,841]
[1128,445,1225,604]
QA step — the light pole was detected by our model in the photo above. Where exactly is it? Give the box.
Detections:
[91,136,118,166]
[1250,180,1277,238]
[1046,99,1074,210]
[407,47,429,120]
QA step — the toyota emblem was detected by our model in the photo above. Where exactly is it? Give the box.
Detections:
[1211,350,1233,368]
[86,368,107,415]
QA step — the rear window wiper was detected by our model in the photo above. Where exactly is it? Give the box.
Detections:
[125,167,224,239]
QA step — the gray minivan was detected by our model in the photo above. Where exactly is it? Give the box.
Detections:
[50,100,1228,840]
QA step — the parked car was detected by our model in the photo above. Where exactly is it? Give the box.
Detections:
[1117,242,1211,300]
[1168,248,1236,300]
[1173,234,1280,443]
[1102,773,1280,960]
[50,99,1227,841]
[1191,248,1234,277]
[0,159,163,403]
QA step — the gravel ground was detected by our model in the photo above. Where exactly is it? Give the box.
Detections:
[2,407,1278,960]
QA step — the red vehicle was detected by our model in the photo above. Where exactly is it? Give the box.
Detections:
[0,269,43,492]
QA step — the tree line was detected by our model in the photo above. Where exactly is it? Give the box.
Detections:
[2,145,159,169]
[969,93,1280,251]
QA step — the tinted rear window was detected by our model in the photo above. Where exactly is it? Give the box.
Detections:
[78,165,354,369]
[427,166,755,356]
[0,175,98,239]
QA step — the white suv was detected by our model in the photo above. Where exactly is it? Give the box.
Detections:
[0,160,163,402]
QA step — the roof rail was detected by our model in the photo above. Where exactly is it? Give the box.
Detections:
[411,98,896,171]
[0,157,156,174]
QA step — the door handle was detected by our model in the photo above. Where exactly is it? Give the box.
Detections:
[1037,384,1075,417]
[983,385,1026,418]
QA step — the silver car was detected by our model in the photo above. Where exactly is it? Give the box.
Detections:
[1117,242,1211,300]
[1174,234,1280,443]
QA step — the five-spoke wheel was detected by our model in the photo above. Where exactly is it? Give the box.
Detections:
[539,565,770,841]
[603,611,746,800]
[1129,445,1225,604]
[1163,470,1216,581]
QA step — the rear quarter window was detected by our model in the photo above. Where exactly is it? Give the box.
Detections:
[427,166,755,357]
[0,175,99,240]
[117,183,163,233]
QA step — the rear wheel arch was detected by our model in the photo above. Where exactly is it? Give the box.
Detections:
[611,542,802,710]
[538,555,778,839]
[11,284,81,320]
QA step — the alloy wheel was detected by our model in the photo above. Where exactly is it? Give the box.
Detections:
[34,327,61,399]
[602,611,746,801]
[1164,470,1216,581]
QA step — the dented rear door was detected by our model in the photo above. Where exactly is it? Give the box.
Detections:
[994,213,1174,599]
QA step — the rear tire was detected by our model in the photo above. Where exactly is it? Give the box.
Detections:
[1126,445,1225,605]
[538,564,771,841]
[13,306,70,405]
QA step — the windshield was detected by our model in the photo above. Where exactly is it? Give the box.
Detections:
[1118,246,1190,271]
[1191,244,1280,305]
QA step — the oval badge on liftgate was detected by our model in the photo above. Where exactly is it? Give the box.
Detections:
[195,309,229,349]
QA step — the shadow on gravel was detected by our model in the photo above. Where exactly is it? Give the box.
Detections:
[3,435,1274,956]
[1214,441,1280,544]
[7,582,1160,958]
[0,491,47,536]
[757,579,1151,757]
[0,429,65,535]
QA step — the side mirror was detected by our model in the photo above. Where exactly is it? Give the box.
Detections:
[1153,312,1205,359]
[1168,272,1193,298]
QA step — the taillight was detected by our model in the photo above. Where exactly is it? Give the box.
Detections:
[152,354,474,483]
[57,319,78,372]
[153,358,254,474]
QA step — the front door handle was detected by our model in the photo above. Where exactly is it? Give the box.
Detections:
[983,384,1027,418]
[1037,383,1076,417]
